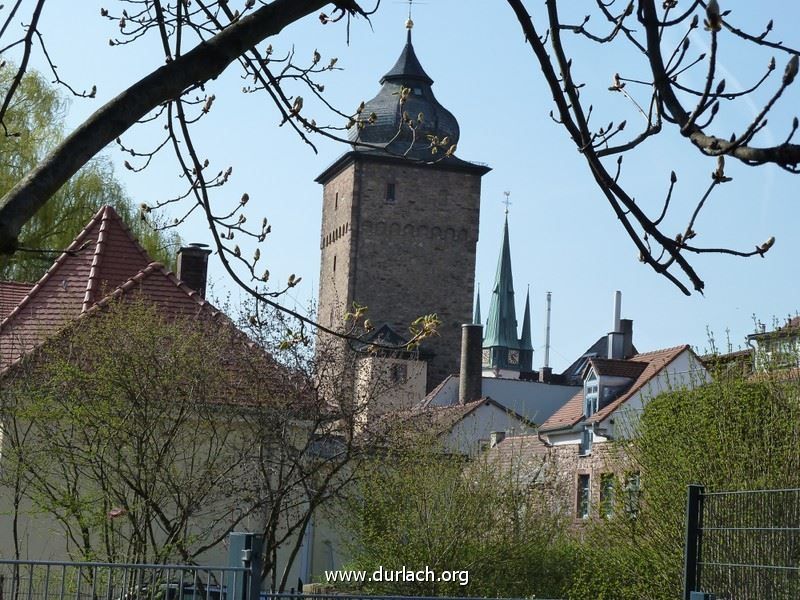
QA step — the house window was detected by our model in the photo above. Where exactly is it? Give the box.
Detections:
[335,191,339,210]
[585,383,599,417]
[580,426,594,455]
[600,473,615,518]
[390,363,407,384]
[332,255,336,272]
[577,474,590,519]
[385,183,396,202]
[623,472,641,519]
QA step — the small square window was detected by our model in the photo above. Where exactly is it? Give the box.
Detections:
[390,363,407,383]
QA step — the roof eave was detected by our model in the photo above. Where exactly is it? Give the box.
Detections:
[315,150,491,184]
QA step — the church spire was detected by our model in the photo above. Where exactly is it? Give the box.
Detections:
[483,214,519,350]
[473,284,481,325]
[519,286,534,372]
[520,286,532,350]
[481,210,534,375]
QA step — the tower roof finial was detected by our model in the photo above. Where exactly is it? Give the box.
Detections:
[502,191,512,215]
[405,0,414,33]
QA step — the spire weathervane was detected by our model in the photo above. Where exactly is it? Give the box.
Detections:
[406,0,414,29]
[502,191,512,215]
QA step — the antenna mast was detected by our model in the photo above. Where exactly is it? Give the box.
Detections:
[544,291,552,369]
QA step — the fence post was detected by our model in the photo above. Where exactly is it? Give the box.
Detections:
[683,484,704,600]
[228,532,264,600]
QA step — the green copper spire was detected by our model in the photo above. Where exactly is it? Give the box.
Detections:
[483,215,519,350]
[473,284,482,325]
[520,286,533,351]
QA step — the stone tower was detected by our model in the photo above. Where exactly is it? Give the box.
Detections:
[315,24,490,390]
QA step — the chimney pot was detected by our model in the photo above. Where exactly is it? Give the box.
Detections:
[459,324,483,404]
[620,319,634,359]
[613,290,622,332]
[177,244,212,298]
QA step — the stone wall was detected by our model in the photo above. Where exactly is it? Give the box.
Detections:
[318,162,357,331]
[547,441,635,524]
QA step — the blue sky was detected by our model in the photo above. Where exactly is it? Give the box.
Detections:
[17,1,800,370]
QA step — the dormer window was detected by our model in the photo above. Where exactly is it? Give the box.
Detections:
[584,370,600,417]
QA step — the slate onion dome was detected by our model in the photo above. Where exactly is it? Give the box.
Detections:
[349,19,461,160]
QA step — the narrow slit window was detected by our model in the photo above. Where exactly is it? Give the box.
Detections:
[386,183,396,202]
[577,474,590,519]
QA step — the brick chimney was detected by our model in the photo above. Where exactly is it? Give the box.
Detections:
[459,324,483,404]
[621,318,634,359]
[176,243,212,298]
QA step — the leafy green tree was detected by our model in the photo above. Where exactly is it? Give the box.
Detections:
[568,368,800,600]
[341,440,576,598]
[0,66,178,282]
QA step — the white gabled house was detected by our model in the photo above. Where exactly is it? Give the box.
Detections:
[540,344,709,451]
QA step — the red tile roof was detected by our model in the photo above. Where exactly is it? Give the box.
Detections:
[0,281,31,319]
[486,434,549,464]
[539,390,585,432]
[0,206,225,371]
[484,434,551,486]
[540,345,691,432]
[0,206,155,367]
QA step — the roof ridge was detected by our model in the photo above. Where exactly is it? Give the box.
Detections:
[0,206,107,332]
[632,344,689,358]
[102,204,155,265]
[591,357,649,365]
[82,207,112,312]
[418,374,455,408]
[87,261,222,320]
[416,400,477,412]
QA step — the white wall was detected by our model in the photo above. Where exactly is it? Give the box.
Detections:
[602,349,709,439]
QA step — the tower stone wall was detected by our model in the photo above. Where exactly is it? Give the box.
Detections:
[318,156,484,389]
[318,162,357,331]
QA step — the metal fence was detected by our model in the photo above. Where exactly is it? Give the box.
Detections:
[264,595,546,600]
[683,484,800,600]
[0,561,251,600]
[0,534,260,600]
[0,533,558,600]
